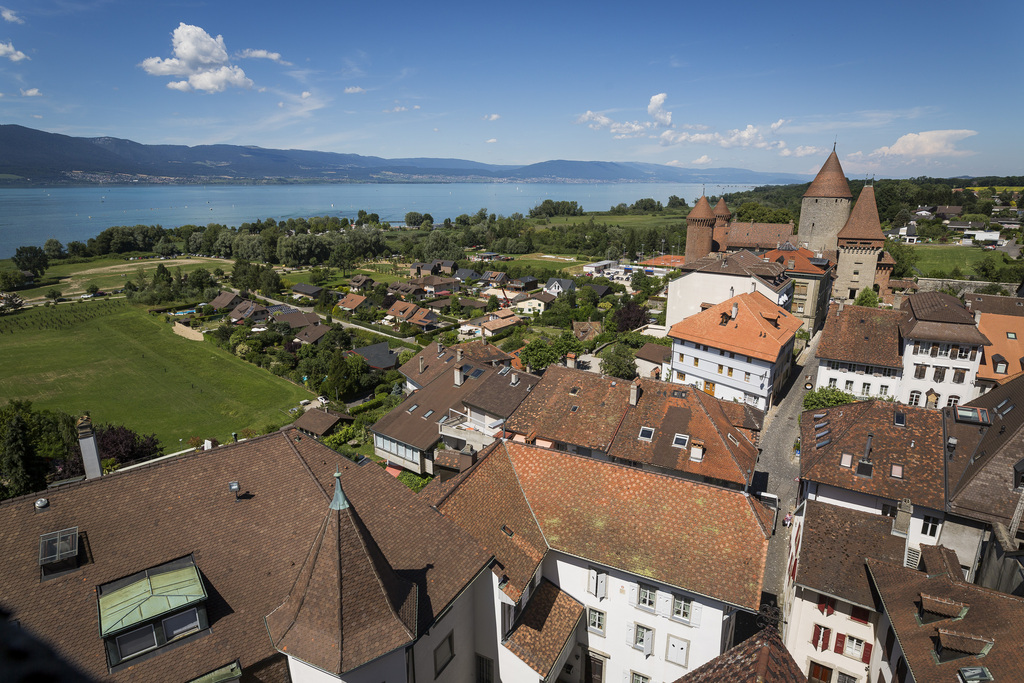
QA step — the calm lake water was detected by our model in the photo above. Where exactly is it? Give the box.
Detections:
[0,182,750,258]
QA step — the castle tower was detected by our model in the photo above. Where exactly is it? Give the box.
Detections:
[713,197,732,228]
[834,185,886,302]
[797,148,853,252]
[684,195,715,264]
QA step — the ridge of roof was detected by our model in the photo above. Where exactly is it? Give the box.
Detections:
[804,149,852,199]
[838,185,885,242]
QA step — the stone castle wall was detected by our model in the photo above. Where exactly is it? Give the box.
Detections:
[797,196,851,251]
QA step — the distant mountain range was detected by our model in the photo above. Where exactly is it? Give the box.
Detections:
[0,124,810,186]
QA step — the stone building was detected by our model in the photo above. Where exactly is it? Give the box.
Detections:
[796,148,853,252]
[833,184,892,302]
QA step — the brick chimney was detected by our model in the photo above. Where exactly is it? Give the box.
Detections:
[457,348,464,363]
[77,414,102,480]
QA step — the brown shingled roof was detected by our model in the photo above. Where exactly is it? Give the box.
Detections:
[838,185,885,243]
[399,340,512,389]
[687,195,715,221]
[292,408,347,437]
[722,222,795,250]
[803,149,852,199]
[502,579,583,677]
[713,197,731,218]
[674,627,806,683]
[816,303,904,368]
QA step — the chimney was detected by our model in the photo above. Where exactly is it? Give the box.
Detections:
[511,373,519,387]
[788,259,795,269]
[77,414,102,480]
[690,439,705,462]
[436,341,444,355]
[630,380,640,406]
[457,348,464,363]
[965,300,972,310]
[731,302,739,320]
[566,352,576,369]
[974,309,981,324]
[454,366,464,386]
[419,355,425,374]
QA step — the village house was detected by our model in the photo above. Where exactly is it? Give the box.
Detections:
[208,290,242,310]
[292,406,352,439]
[346,274,375,291]
[544,277,576,297]
[514,290,555,316]
[273,309,322,329]
[760,244,835,333]
[351,341,401,371]
[228,299,270,324]
[291,283,323,300]
[460,309,524,338]
[336,292,369,312]
[386,300,437,331]
[815,303,904,401]
[397,340,512,393]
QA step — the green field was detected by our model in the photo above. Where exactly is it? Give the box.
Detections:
[0,300,313,447]
[910,244,1004,276]
[538,212,687,230]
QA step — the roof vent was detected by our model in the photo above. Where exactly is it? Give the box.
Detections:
[34,498,49,511]
[958,666,994,682]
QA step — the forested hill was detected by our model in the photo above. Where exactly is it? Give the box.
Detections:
[0,124,808,186]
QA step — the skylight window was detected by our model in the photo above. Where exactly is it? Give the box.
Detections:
[423,410,434,419]
[891,463,904,479]
[39,527,78,565]
[672,434,689,448]
[470,369,484,379]
[407,404,419,413]
[570,406,579,413]
[894,411,907,427]
[841,453,853,468]
[955,406,991,425]
[638,426,655,441]
[569,387,581,396]
[1009,332,1018,339]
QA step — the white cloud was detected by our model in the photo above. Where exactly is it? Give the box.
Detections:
[140,23,254,93]
[301,91,311,99]
[384,105,408,113]
[20,87,41,96]
[344,86,365,94]
[1,6,23,23]
[770,118,788,132]
[484,113,500,121]
[871,130,977,158]
[779,144,823,158]
[576,110,652,139]
[647,93,671,127]
[413,105,420,110]
[237,48,291,65]
[0,40,28,61]
[691,154,712,166]
[486,138,497,144]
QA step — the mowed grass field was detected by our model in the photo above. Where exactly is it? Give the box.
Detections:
[0,299,313,448]
[911,244,1004,275]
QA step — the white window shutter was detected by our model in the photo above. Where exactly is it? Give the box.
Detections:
[643,629,653,656]
[596,571,607,599]
[690,603,702,627]
[588,568,597,596]
[626,622,634,647]
[656,591,671,617]
[628,583,638,607]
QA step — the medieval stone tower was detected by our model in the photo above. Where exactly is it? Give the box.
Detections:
[684,195,715,264]
[797,148,853,252]
[834,184,887,302]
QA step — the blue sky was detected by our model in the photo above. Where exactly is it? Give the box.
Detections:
[0,0,1019,178]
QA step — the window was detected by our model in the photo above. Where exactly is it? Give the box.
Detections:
[891,464,904,479]
[922,515,939,537]
[908,390,921,406]
[407,403,419,413]
[588,608,606,636]
[693,356,698,367]
[840,453,853,468]
[958,346,971,359]
[727,366,734,377]
[809,662,833,683]
[881,503,897,518]
[632,624,654,655]
[433,631,455,676]
[861,383,871,397]
[676,371,685,382]
[678,352,685,363]
[930,344,939,358]
[817,594,836,615]
[843,634,865,658]
[914,364,927,379]
[672,595,692,621]
[638,584,656,610]
[850,606,870,624]
[880,384,889,396]
[811,624,831,651]
[745,372,751,382]
[638,426,654,441]
[953,368,966,384]
[1009,332,1018,340]
[933,367,946,382]
[631,674,651,683]
[671,434,689,449]
[666,634,690,667]
[828,378,837,388]
[475,654,494,683]
[845,380,854,392]
[161,608,200,641]
[501,603,514,636]
[837,674,857,683]
[718,364,724,375]
[947,396,960,407]
[423,409,434,419]
[996,361,1008,374]
[587,567,607,599]
[115,625,158,660]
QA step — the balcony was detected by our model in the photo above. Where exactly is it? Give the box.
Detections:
[438,410,503,452]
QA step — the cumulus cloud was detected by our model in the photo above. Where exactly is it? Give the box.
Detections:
[384,105,408,113]
[344,86,365,94]
[140,23,255,93]
[770,118,788,132]
[1,6,23,23]
[0,40,28,61]
[871,130,977,158]
[576,110,652,139]
[659,124,784,151]
[236,48,290,65]
[484,113,500,121]
[20,87,41,96]
[779,144,823,158]
[486,138,497,143]
[647,93,671,127]
[691,155,712,166]
[301,91,311,99]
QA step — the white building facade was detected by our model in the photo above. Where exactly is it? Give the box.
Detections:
[670,338,782,410]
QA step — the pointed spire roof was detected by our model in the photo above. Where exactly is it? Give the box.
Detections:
[688,195,715,221]
[266,473,417,675]
[804,149,852,199]
[713,197,732,217]
[838,185,885,242]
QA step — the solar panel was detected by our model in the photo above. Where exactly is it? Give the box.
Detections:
[470,369,484,379]
[39,527,78,565]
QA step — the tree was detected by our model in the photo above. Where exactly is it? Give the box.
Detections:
[600,343,637,380]
[12,246,48,278]
[404,211,424,227]
[519,339,560,372]
[0,412,42,499]
[85,283,100,295]
[612,300,649,332]
[0,269,26,290]
[486,295,499,312]
[853,288,879,308]
[43,238,66,260]
[883,239,919,279]
[552,331,583,360]
[47,289,62,303]
[802,387,857,411]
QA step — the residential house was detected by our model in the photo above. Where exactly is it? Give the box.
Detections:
[337,292,369,312]
[209,290,242,310]
[409,274,460,296]
[387,281,426,300]
[273,310,322,329]
[294,324,331,345]
[665,250,793,328]
[815,303,904,401]
[398,340,512,393]
[514,291,555,316]
[635,342,671,380]
[898,292,990,406]
[370,357,536,474]
[430,259,457,275]
[347,274,375,291]
[884,224,919,244]
[481,271,510,287]
[386,300,437,331]
[292,407,353,439]
[461,309,524,338]
[573,320,604,342]
[228,300,270,324]
[431,440,772,682]
[408,262,439,277]
[584,283,613,299]
[761,244,836,333]
[668,292,803,410]
[675,628,806,683]
[935,205,963,219]
[510,275,538,292]
[544,277,576,297]
[351,341,401,370]
[291,283,323,300]
[453,267,481,282]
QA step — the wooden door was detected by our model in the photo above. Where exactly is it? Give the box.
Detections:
[703,380,716,397]
[584,652,604,683]
[808,661,833,683]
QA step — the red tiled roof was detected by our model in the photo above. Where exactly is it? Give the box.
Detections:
[762,246,833,275]
[668,292,803,363]
[688,196,715,221]
[674,627,806,683]
[399,340,512,388]
[337,292,367,310]
[977,312,1024,382]
[804,149,852,199]
[721,222,795,250]
[838,185,885,243]
[816,303,904,368]
[713,197,731,218]
[502,579,583,677]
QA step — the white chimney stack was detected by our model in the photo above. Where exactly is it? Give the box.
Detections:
[629,381,640,406]
[457,348,464,362]
[732,302,739,320]
[77,414,102,480]
[454,367,464,386]
[511,373,519,387]
[419,355,425,374]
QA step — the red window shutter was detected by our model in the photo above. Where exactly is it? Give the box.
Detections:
[826,598,835,616]
[812,624,822,650]
[862,642,873,664]
[817,595,827,614]
[822,627,831,651]
[834,633,846,654]
[851,606,869,623]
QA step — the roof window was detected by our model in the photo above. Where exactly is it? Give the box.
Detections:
[840,453,853,468]
[423,410,434,419]
[39,527,82,578]
[891,463,904,479]
[894,411,906,427]
[407,403,419,413]
[570,406,579,413]
[569,386,580,396]
[672,434,689,448]
[955,406,991,425]
[638,426,655,441]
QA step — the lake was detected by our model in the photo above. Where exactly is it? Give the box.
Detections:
[0,182,750,258]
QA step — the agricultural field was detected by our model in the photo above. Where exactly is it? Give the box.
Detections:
[536,212,687,231]
[0,299,313,447]
[910,244,1003,276]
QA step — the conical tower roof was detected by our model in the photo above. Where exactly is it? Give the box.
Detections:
[688,195,715,222]
[804,149,852,199]
[713,197,731,218]
[266,472,417,675]
[838,185,885,242]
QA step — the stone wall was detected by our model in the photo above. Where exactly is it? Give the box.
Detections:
[915,278,1007,296]
[172,321,205,341]
[796,196,851,251]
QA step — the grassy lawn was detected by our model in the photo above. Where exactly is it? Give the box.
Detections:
[911,244,1002,275]
[0,300,313,447]
[536,212,687,230]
